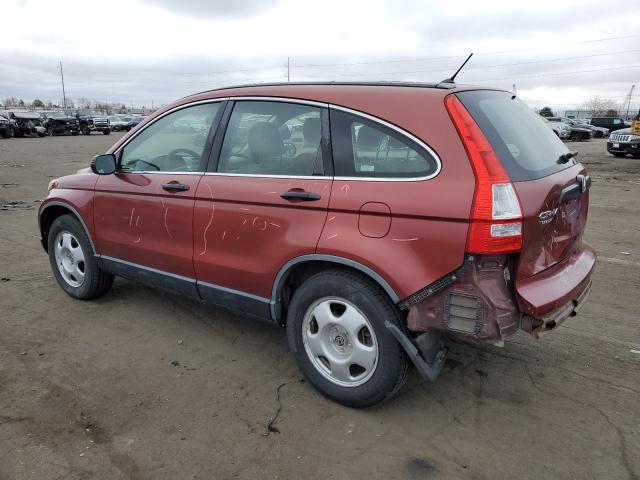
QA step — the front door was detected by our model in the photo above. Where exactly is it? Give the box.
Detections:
[94,101,224,295]
[193,99,332,317]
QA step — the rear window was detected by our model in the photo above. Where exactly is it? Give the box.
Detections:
[456,90,571,181]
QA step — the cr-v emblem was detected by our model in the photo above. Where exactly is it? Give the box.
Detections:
[538,208,558,224]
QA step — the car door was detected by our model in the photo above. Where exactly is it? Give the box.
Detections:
[94,101,224,297]
[193,99,332,317]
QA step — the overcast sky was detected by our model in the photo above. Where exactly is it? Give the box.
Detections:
[2,0,639,112]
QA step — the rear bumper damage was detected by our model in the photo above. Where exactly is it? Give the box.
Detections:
[394,248,595,380]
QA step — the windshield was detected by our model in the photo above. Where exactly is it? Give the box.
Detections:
[456,90,571,181]
[79,109,101,117]
[45,111,66,118]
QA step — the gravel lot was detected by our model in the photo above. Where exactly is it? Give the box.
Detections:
[0,133,639,480]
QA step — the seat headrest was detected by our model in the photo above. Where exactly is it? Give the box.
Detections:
[302,117,321,144]
[357,126,383,149]
[248,122,285,158]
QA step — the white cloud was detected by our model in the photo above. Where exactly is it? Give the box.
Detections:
[1,0,639,111]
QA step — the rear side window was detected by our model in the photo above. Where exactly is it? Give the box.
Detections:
[456,90,570,181]
[330,109,438,178]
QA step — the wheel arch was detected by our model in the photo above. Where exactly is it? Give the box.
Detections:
[39,202,96,254]
[271,254,400,324]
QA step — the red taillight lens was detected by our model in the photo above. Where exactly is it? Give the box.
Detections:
[445,95,522,254]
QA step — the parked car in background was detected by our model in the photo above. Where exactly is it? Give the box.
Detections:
[572,119,609,138]
[108,116,129,132]
[590,117,628,132]
[3,111,46,137]
[41,111,79,136]
[547,117,592,141]
[65,109,111,135]
[39,83,595,407]
[607,128,640,158]
[0,112,13,138]
[126,115,145,131]
[543,117,571,139]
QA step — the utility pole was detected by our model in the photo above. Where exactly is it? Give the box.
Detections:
[59,61,67,109]
[625,85,635,120]
[286,57,290,82]
[512,84,517,95]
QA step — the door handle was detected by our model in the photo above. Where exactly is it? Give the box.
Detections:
[162,183,190,192]
[280,191,321,201]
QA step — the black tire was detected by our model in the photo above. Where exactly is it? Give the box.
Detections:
[47,214,114,300]
[102,129,111,135]
[1,129,9,139]
[612,153,627,158]
[82,126,91,135]
[286,269,410,408]
[570,132,581,141]
[71,130,78,136]
[595,131,603,138]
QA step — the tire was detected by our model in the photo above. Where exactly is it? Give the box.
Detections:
[82,126,91,135]
[47,214,114,300]
[71,130,78,136]
[286,269,410,408]
[1,129,9,139]
[570,132,581,141]
[595,131,603,138]
[102,129,111,135]
[612,153,627,158]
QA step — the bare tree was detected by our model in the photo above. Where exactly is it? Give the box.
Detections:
[582,96,619,117]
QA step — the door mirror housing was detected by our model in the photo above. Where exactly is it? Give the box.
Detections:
[91,154,117,175]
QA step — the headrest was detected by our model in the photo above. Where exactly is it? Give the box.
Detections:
[302,117,321,144]
[248,122,285,157]
[357,125,383,149]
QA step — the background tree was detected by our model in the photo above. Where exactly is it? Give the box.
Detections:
[605,109,618,117]
[582,96,619,117]
[539,106,554,117]
[32,99,45,109]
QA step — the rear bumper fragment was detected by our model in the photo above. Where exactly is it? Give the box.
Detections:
[515,244,596,318]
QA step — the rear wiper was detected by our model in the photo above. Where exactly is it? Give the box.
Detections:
[557,151,578,164]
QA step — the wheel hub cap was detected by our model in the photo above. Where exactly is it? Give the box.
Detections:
[54,231,86,288]
[302,297,379,387]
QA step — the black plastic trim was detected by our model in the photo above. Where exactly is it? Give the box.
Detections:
[271,254,400,321]
[98,255,200,299]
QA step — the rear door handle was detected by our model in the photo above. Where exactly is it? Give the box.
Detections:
[162,183,190,192]
[280,191,321,201]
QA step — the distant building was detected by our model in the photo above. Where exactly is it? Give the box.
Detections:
[564,110,592,120]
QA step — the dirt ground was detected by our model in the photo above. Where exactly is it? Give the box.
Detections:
[0,132,639,480]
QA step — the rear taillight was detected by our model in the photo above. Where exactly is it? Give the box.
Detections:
[445,95,523,254]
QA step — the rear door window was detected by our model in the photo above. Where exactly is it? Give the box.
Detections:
[330,109,438,178]
[217,101,323,176]
[456,90,570,181]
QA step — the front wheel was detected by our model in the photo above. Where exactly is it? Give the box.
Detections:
[48,215,114,299]
[82,126,91,135]
[287,270,409,407]
[102,129,111,135]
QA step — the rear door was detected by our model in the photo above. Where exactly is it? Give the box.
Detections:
[94,101,224,294]
[456,90,590,280]
[193,99,332,317]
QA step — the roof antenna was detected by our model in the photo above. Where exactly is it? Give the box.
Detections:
[440,53,473,84]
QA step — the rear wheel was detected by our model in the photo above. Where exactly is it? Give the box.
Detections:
[48,215,113,299]
[1,129,9,139]
[595,131,603,138]
[287,270,409,407]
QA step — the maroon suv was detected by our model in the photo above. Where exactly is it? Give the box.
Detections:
[39,83,595,407]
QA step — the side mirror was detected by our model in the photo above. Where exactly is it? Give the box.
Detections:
[91,154,117,175]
